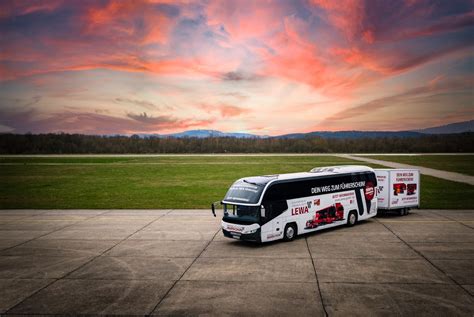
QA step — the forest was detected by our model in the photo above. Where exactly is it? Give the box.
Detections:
[0,132,472,154]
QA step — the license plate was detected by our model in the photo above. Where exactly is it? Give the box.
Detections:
[231,233,241,239]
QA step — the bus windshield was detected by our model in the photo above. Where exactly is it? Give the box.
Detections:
[223,204,260,224]
[223,176,276,204]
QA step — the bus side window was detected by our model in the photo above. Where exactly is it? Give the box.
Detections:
[273,200,288,214]
[264,200,288,221]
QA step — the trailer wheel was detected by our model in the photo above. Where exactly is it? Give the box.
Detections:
[283,223,297,241]
[347,211,358,227]
[399,208,408,216]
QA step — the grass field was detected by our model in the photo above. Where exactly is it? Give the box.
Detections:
[365,155,474,176]
[0,155,472,209]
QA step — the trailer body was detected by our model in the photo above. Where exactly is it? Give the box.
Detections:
[375,169,420,213]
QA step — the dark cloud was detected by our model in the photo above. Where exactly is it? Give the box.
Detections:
[319,76,474,124]
[388,41,473,74]
[125,111,216,132]
[219,92,249,101]
[221,71,259,81]
[0,107,36,132]
[314,0,474,44]
[0,108,215,135]
[24,95,41,107]
[153,3,180,18]
[126,112,177,125]
[115,98,159,110]
[0,96,41,108]
[401,11,474,39]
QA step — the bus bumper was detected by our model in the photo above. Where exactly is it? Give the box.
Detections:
[222,228,261,243]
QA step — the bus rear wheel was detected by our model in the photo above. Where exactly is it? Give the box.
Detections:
[347,211,358,227]
[283,223,297,241]
[399,208,409,216]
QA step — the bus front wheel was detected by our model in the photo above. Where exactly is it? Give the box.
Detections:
[347,211,358,227]
[283,223,297,241]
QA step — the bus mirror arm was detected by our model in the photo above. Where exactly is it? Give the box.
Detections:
[211,203,216,217]
[211,201,220,217]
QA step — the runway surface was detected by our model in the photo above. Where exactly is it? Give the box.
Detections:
[0,209,473,315]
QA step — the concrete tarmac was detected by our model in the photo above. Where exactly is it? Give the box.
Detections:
[0,209,472,316]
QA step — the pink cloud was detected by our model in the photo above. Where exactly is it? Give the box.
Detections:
[310,0,367,42]
[0,0,63,18]
[255,16,374,97]
[205,0,287,41]
[0,1,212,82]
[83,1,175,45]
[199,103,249,118]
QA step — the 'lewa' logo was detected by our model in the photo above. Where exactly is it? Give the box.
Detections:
[364,181,375,200]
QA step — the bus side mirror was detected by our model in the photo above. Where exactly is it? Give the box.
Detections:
[211,203,216,217]
[260,205,265,218]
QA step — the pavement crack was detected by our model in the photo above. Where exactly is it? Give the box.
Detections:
[428,211,474,230]
[377,219,473,298]
[0,210,110,253]
[305,237,329,317]
[3,210,171,315]
[148,227,221,315]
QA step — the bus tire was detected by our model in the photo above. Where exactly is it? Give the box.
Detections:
[283,223,297,241]
[347,211,358,227]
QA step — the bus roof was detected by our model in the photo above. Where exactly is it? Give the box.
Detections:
[243,165,374,185]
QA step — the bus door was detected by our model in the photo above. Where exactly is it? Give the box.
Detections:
[262,200,287,240]
[272,215,283,235]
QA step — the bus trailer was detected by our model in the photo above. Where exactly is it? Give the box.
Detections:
[375,168,420,216]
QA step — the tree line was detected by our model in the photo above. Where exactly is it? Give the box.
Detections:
[0,133,472,154]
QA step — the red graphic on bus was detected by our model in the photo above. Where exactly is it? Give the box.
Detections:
[364,181,375,200]
[393,183,407,196]
[407,183,417,195]
[305,203,344,229]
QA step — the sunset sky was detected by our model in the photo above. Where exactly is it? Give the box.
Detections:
[0,0,472,135]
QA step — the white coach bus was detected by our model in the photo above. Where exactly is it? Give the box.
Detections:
[212,165,377,243]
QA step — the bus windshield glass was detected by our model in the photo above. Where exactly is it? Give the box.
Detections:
[223,204,260,223]
[223,176,275,204]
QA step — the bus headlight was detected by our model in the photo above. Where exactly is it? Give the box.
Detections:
[247,229,258,234]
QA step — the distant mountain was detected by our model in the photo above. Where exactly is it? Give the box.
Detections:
[139,129,265,139]
[275,131,422,139]
[136,120,473,139]
[168,129,262,138]
[415,120,473,134]
[139,129,422,139]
